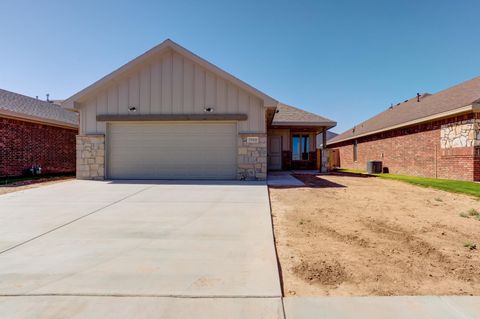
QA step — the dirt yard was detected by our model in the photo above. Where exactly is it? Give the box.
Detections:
[0,177,74,195]
[269,173,480,296]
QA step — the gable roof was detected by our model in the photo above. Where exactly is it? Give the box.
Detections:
[63,39,278,109]
[0,89,78,128]
[316,131,339,148]
[329,76,480,144]
[272,103,336,128]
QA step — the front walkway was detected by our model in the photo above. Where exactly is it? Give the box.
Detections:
[267,171,305,186]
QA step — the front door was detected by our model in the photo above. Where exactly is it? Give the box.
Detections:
[268,135,282,170]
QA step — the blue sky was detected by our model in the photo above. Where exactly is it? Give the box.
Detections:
[1,0,479,133]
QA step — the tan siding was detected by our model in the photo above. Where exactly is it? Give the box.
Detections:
[227,83,238,113]
[216,77,227,111]
[150,59,161,113]
[161,53,172,113]
[194,64,205,110]
[118,78,129,115]
[183,58,194,113]
[107,86,118,114]
[238,90,249,132]
[139,65,151,114]
[96,91,107,132]
[172,53,183,113]
[205,71,215,108]
[80,50,266,133]
[85,98,97,134]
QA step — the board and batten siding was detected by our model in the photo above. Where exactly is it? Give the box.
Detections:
[79,49,265,135]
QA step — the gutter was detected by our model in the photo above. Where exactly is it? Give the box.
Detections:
[272,121,337,129]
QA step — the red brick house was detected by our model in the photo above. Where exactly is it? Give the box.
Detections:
[0,89,78,178]
[328,77,480,181]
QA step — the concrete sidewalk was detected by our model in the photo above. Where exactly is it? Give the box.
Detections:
[284,296,480,319]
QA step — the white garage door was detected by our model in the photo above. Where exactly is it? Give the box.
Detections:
[107,122,237,179]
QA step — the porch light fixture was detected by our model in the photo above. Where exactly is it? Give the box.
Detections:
[204,107,214,113]
[128,106,137,112]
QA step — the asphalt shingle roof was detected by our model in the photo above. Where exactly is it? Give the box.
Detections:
[272,103,336,127]
[0,89,78,126]
[329,76,480,144]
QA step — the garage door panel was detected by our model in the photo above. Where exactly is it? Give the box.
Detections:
[108,122,237,179]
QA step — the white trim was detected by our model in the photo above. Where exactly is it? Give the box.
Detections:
[328,105,475,145]
[63,39,278,109]
[0,109,78,129]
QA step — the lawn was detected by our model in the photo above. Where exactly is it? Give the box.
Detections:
[335,169,480,198]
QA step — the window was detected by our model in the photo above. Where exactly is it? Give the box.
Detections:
[353,139,358,162]
[292,134,310,160]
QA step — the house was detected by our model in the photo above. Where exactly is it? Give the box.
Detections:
[328,77,480,181]
[0,89,78,177]
[316,130,338,149]
[62,39,336,180]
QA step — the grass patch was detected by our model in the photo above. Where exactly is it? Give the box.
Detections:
[464,242,477,250]
[0,173,74,186]
[468,208,480,216]
[335,169,480,198]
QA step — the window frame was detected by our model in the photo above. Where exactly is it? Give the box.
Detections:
[291,133,310,161]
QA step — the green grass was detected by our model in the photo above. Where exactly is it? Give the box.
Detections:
[335,168,480,198]
[0,173,74,186]
[464,242,477,250]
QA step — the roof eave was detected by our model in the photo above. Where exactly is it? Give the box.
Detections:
[0,109,78,129]
[328,104,475,145]
[272,121,337,128]
[63,39,278,108]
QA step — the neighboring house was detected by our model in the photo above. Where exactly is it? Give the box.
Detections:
[328,77,480,181]
[316,131,338,149]
[62,39,335,180]
[0,89,78,177]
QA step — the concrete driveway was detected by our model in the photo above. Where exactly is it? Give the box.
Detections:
[0,180,282,318]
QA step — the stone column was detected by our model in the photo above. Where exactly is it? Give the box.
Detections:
[76,135,105,180]
[237,133,267,180]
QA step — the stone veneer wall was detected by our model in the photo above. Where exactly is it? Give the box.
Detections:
[76,135,105,180]
[440,119,480,148]
[237,133,267,180]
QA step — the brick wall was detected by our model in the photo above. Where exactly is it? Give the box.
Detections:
[0,117,77,177]
[329,113,480,181]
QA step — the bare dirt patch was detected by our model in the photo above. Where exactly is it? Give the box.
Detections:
[269,173,480,296]
[0,177,74,195]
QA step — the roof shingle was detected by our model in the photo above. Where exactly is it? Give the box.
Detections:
[0,89,78,127]
[272,103,336,127]
[329,76,480,144]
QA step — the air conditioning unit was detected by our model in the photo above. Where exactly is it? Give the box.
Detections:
[367,161,382,174]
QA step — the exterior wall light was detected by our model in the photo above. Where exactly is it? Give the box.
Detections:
[128,106,137,112]
[204,107,214,113]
